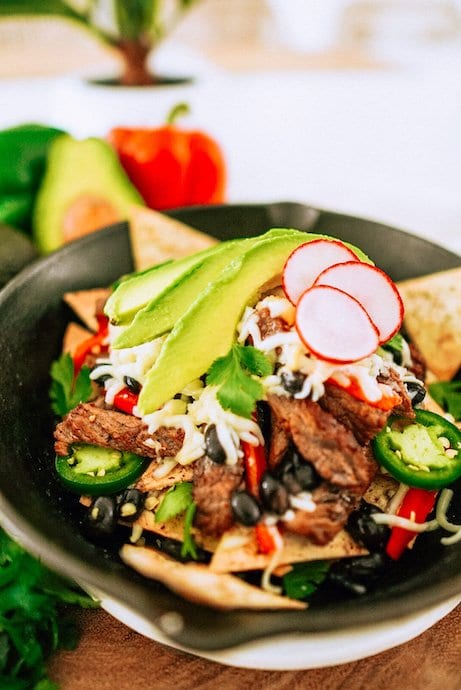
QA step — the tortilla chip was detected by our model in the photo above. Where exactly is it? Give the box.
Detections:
[138,510,219,553]
[63,322,92,355]
[209,526,366,574]
[397,268,461,380]
[128,205,218,271]
[136,461,193,493]
[64,288,111,331]
[120,545,306,610]
[363,472,399,511]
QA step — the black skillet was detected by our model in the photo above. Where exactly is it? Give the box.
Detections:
[0,202,460,651]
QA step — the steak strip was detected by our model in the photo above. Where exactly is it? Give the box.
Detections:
[54,402,184,459]
[192,457,244,536]
[267,394,378,545]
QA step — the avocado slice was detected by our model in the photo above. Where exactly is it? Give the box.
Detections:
[105,243,224,325]
[136,231,324,414]
[33,135,143,254]
[0,224,38,288]
[112,228,310,348]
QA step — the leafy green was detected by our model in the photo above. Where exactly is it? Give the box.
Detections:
[282,561,330,600]
[49,353,92,416]
[382,332,404,356]
[206,344,273,418]
[428,381,461,421]
[155,483,198,560]
[180,503,198,560]
[0,528,97,689]
[155,482,194,523]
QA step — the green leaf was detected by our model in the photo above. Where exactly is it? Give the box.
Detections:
[283,561,330,600]
[0,0,86,20]
[428,381,461,422]
[49,353,92,416]
[382,332,404,355]
[155,482,194,523]
[206,344,272,418]
[180,502,198,560]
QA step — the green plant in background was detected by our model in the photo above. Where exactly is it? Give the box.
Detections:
[0,0,201,86]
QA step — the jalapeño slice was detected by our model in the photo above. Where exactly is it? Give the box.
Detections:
[55,444,148,495]
[373,409,461,490]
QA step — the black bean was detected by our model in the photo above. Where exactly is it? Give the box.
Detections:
[256,401,271,446]
[204,424,227,464]
[346,500,390,552]
[124,376,141,394]
[259,471,290,515]
[280,370,305,394]
[327,552,387,595]
[93,373,112,386]
[116,488,146,522]
[231,490,262,526]
[405,380,426,407]
[277,447,319,494]
[85,496,117,536]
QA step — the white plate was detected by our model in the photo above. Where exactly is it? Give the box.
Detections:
[94,590,460,670]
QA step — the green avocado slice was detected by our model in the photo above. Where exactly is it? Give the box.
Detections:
[112,228,312,348]
[136,231,330,414]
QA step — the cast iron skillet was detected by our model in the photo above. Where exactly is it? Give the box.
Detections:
[0,202,460,651]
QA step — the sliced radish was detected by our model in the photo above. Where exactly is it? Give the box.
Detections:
[282,239,359,305]
[295,285,380,363]
[314,261,404,343]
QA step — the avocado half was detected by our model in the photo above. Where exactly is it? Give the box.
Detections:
[33,135,143,254]
[0,224,38,288]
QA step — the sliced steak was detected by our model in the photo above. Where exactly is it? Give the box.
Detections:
[319,383,392,445]
[193,457,244,537]
[267,394,377,544]
[408,342,426,381]
[54,402,184,459]
[284,483,360,545]
[267,395,375,489]
[378,368,415,418]
[256,306,290,340]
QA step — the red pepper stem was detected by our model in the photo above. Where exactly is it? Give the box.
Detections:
[165,102,190,125]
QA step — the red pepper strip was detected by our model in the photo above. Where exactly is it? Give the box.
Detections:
[255,523,280,555]
[241,440,280,555]
[241,440,267,498]
[113,387,139,415]
[73,314,109,374]
[386,487,438,560]
[327,376,401,411]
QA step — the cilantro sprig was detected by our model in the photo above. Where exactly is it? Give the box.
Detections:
[49,353,92,416]
[0,528,97,689]
[428,381,461,421]
[155,482,198,560]
[283,561,330,600]
[206,344,273,418]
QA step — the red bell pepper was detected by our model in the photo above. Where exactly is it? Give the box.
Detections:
[241,440,280,555]
[386,487,438,560]
[109,103,226,211]
[327,376,401,411]
[73,314,109,374]
[113,387,139,415]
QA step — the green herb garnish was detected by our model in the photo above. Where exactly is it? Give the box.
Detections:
[49,353,92,416]
[382,332,404,356]
[0,528,97,689]
[155,483,199,560]
[282,561,330,600]
[206,344,273,418]
[428,381,461,421]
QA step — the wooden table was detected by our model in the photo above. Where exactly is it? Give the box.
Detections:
[49,604,461,689]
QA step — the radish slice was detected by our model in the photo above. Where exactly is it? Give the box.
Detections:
[282,239,359,305]
[296,285,380,363]
[314,261,404,343]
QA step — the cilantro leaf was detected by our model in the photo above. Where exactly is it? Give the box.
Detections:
[282,561,330,600]
[155,482,194,523]
[428,381,461,421]
[206,344,273,418]
[0,527,97,689]
[382,332,404,355]
[49,353,92,416]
